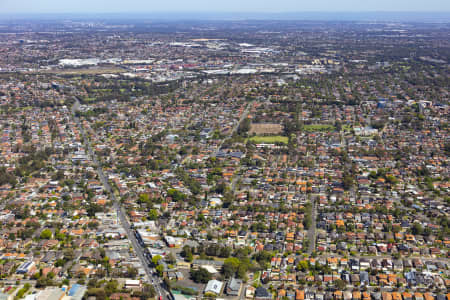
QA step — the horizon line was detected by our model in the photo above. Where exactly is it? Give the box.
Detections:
[1,10,450,14]
[0,11,449,23]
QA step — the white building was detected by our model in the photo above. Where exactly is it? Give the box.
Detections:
[204,280,224,295]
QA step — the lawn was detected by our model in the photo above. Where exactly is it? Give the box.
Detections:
[83,97,97,103]
[342,125,353,132]
[303,124,336,132]
[248,135,288,144]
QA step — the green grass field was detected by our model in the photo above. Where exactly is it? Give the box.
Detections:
[248,135,288,144]
[342,125,353,132]
[303,124,336,132]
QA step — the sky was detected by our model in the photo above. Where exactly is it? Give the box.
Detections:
[1,0,449,14]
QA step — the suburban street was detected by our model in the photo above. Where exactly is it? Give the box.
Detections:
[213,100,254,158]
[71,98,170,300]
[217,100,255,194]
[307,197,316,255]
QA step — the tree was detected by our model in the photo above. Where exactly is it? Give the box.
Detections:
[185,251,194,262]
[253,250,273,266]
[342,174,354,190]
[40,229,52,240]
[411,223,423,235]
[181,246,194,262]
[148,209,158,220]
[53,169,65,181]
[156,265,164,277]
[142,283,156,299]
[47,272,55,279]
[219,246,232,258]
[126,267,138,278]
[237,118,251,137]
[167,189,187,202]
[233,247,252,259]
[15,283,31,299]
[55,259,65,267]
[223,257,240,277]
[64,249,75,261]
[181,245,193,262]
[138,193,150,204]
[303,214,312,230]
[88,222,99,229]
[104,280,118,294]
[86,203,103,217]
[297,260,309,272]
[237,264,248,281]
[190,268,212,283]
[86,288,107,300]
[152,255,162,266]
[0,167,17,187]
[335,279,346,290]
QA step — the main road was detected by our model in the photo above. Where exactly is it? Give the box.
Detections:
[71,98,170,299]
[307,197,316,255]
[213,100,254,194]
[213,100,254,158]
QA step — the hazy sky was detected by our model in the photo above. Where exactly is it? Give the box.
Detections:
[1,0,449,14]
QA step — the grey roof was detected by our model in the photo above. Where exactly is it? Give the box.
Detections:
[371,293,382,300]
[193,259,224,266]
[255,286,271,298]
[227,277,242,295]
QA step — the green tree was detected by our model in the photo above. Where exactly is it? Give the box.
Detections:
[335,279,346,290]
[237,264,248,280]
[148,209,158,220]
[40,229,52,240]
[181,245,193,262]
[126,267,138,278]
[342,174,354,190]
[156,265,164,277]
[190,268,212,283]
[142,283,157,298]
[223,257,240,277]
[253,250,273,266]
[297,260,309,272]
[152,255,162,266]
[411,223,423,235]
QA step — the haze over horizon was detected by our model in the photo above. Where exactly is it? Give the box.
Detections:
[1,0,450,14]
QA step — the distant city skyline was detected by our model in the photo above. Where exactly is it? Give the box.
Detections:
[1,0,449,14]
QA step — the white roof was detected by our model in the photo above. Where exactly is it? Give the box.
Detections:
[125,279,141,286]
[202,265,219,274]
[205,280,223,295]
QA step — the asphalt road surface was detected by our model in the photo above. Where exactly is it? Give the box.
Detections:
[307,197,316,254]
